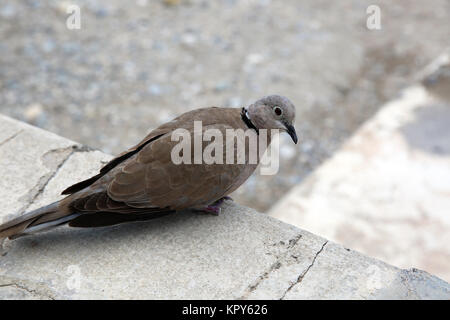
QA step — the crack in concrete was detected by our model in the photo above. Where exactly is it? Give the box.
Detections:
[6,143,97,223]
[0,142,96,227]
[287,233,302,249]
[0,130,24,148]
[72,144,96,153]
[240,232,304,299]
[398,269,420,299]
[0,281,55,300]
[17,146,78,216]
[242,261,282,298]
[280,240,328,299]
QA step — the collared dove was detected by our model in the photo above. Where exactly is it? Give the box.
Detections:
[0,95,297,239]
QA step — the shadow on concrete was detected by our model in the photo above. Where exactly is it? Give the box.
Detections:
[400,103,450,155]
[8,210,200,253]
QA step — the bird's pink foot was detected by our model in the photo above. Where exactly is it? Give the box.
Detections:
[193,205,221,216]
[204,205,222,216]
[194,196,232,216]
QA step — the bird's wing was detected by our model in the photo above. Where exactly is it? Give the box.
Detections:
[62,107,227,195]
[63,107,253,211]
[106,122,249,210]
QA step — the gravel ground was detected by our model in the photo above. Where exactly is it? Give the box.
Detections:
[0,0,449,211]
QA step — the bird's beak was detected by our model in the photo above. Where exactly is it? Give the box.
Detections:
[285,124,298,144]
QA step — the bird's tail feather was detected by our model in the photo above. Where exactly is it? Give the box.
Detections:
[67,210,174,228]
[0,199,176,239]
[10,213,82,239]
[0,200,75,239]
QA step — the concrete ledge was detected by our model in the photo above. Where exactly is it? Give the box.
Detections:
[269,85,450,282]
[0,114,449,299]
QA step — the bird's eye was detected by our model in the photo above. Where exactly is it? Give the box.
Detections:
[274,106,282,116]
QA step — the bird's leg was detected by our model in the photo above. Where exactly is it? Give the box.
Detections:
[194,196,233,216]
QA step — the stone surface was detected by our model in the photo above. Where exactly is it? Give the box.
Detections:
[0,115,449,299]
[0,116,79,223]
[269,85,450,282]
[284,242,450,300]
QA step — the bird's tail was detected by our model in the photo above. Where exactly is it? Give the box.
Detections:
[0,197,176,240]
[0,200,79,240]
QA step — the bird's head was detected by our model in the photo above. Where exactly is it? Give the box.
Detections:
[246,95,297,144]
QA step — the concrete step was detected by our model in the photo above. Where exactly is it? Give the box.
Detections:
[0,114,448,299]
[269,55,450,282]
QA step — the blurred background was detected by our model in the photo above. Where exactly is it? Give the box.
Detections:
[0,1,449,280]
